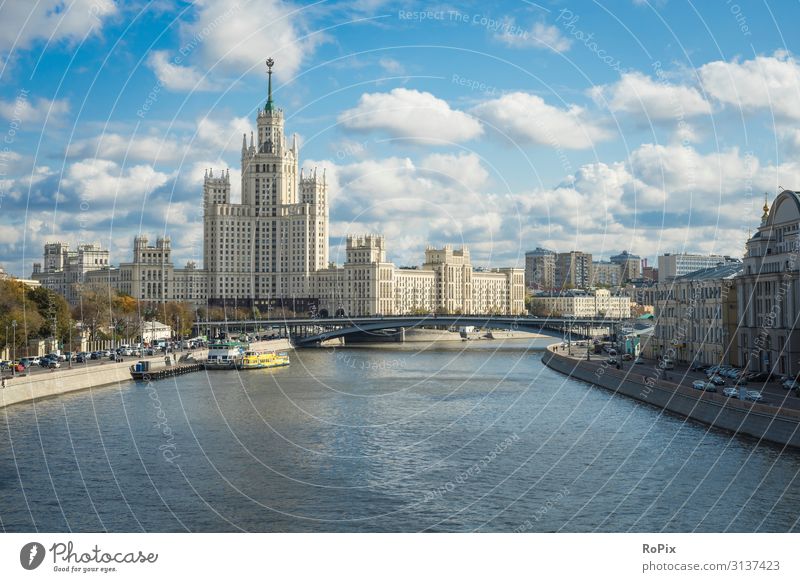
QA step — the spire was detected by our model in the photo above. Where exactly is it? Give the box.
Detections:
[265,57,275,112]
[762,192,770,222]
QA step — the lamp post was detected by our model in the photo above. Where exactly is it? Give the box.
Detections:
[11,320,17,376]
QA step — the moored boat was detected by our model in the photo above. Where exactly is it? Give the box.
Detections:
[204,340,247,369]
[238,350,290,370]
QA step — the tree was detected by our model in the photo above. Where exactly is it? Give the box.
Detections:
[73,289,113,341]
[26,286,74,346]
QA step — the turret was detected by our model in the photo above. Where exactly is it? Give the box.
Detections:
[203,168,231,206]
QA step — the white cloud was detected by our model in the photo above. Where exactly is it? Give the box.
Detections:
[378,57,405,75]
[180,0,323,81]
[590,72,712,121]
[302,152,514,265]
[196,115,254,154]
[66,133,184,163]
[498,20,572,53]
[0,95,69,124]
[146,51,216,92]
[0,0,116,53]
[338,88,483,144]
[420,152,489,191]
[62,159,174,206]
[472,92,609,149]
[65,114,254,164]
[698,51,800,120]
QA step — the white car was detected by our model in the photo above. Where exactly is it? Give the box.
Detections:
[745,391,764,402]
[692,380,707,390]
[723,387,739,398]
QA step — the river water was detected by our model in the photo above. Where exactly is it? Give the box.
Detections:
[1,339,799,532]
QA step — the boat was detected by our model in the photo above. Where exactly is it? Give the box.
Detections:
[204,340,247,370]
[238,350,290,370]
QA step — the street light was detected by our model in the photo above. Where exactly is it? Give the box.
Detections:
[11,320,17,376]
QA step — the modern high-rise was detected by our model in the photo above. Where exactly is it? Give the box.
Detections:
[658,252,738,282]
[203,59,328,308]
[610,250,641,282]
[555,251,592,289]
[525,247,556,290]
[591,261,622,287]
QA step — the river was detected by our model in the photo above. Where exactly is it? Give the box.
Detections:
[1,339,799,532]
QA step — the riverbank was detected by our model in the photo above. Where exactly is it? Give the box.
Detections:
[0,338,293,410]
[542,344,800,449]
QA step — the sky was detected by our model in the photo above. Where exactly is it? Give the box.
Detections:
[1,0,800,276]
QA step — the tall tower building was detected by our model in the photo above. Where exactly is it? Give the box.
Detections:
[203,58,329,309]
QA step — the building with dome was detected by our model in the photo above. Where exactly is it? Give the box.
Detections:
[735,191,800,376]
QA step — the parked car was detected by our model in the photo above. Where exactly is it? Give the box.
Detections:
[622,353,633,361]
[90,352,101,360]
[29,356,41,366]
[746,372,768,382]
[46,359,61,368]
[782,378,800,390]
[690,363,707,372]
[692,380,707,390]
[75,353,87,363]
[709,375,726,386]
[606,357,618,365]
[745,391,765,402]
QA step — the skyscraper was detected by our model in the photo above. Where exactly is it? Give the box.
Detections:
[203,59,328,308]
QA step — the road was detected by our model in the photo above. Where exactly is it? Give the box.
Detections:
[558,344,800,410]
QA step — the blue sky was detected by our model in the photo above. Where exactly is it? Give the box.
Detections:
[1,0,800,276]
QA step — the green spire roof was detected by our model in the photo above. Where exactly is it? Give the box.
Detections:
[266,57,274,111]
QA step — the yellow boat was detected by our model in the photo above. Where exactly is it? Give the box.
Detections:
[238,350,290,370]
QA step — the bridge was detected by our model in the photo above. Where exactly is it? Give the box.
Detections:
[196,315,624,347]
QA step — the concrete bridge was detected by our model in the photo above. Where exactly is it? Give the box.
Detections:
[197,315,623,347]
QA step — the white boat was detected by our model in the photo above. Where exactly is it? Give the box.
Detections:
[204,341,246,370]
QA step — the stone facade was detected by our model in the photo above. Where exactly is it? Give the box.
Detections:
[31,242,110,303]
[645,262,742,366]
[736,190,800,376]
[532,288,630,318]
[311,238,525,317]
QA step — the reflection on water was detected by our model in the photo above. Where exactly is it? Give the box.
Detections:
[1,339,799,532]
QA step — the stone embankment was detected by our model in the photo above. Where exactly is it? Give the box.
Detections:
[0,338,293,410]
[543,345,800,448]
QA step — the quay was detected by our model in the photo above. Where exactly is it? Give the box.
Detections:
[129,361,204,381]
[543,344,800,449]
[0,338,293,410]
